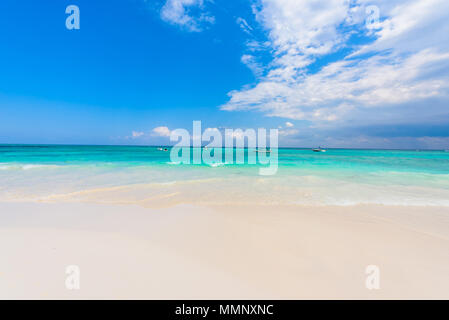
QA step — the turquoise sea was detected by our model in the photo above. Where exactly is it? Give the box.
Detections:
[1,145,449,206]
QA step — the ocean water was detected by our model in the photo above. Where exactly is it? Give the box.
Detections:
[1,145,449,206]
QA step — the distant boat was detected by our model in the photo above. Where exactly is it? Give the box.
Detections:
[255,149,271,153]
[312,147,326,152]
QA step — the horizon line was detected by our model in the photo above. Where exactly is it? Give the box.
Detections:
[0,143,447,152]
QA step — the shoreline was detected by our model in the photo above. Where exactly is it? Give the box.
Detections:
[1,201,448,299]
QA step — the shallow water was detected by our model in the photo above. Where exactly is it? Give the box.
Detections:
[1,145,449,206]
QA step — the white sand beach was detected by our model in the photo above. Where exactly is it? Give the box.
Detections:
[1,201,448,299]
[3,0,449,303]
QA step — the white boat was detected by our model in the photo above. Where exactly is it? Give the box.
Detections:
[312,147,326,152]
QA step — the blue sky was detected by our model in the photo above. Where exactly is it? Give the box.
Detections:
[1,0,448,148]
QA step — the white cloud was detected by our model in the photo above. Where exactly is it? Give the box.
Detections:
[252,0,351,78]
[152,126,171,137]
[353,0,449,55]
[285,121,293,127]
[221,0,449,131]
[241,54,264,77]
[279,128,298,136]
[236,17,253,34]
[132,131,144,138]
[245,40,271,53]
[160,0,214,32]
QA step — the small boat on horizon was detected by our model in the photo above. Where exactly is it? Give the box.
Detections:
[312,147,326,152]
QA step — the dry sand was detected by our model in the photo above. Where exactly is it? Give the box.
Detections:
[1,201,448,299]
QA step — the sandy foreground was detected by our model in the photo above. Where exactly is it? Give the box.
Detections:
[0,201,448,299]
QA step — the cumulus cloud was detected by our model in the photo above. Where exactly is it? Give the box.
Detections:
[221,0,449,134]
[285,121,293,127]
[160,0,214,32]
[152,126,171,137]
